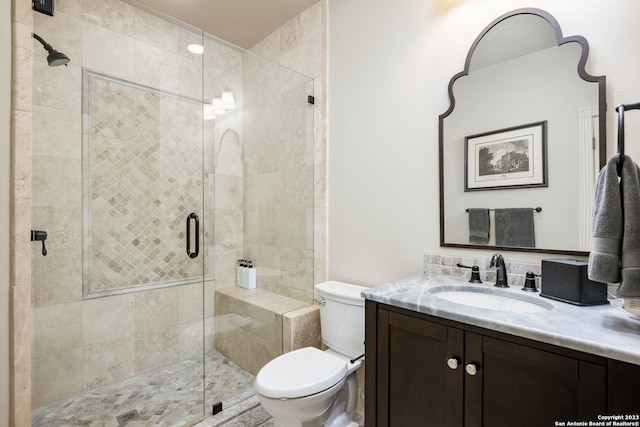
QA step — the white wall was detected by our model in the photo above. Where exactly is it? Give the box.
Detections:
[1,0,11,423]
[328,0,640,287]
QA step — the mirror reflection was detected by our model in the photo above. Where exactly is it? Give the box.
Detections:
[439,8,606,255]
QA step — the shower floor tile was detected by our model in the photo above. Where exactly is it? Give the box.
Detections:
[32,350,256,427]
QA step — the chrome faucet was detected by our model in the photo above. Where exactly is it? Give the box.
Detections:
[490,253,509,288]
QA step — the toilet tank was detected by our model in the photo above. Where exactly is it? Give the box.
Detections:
[315,281,366,358]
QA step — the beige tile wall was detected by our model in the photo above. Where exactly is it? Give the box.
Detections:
[2,9,12,407]
[283,305,322,353]
[241,53,315,302]
[210,2,327,377]
[214,287,312,375]
[249,0,328,295]
[209,40,245,291]
[10,0,35,424]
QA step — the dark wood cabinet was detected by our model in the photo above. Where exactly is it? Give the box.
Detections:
[374,307,463,427]
[608,359,640,414]
[365,301,640,427]
[471,334,606,427]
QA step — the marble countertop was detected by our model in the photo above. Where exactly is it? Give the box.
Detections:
[362,273,640,366]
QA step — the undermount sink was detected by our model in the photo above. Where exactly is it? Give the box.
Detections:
[429,285,553,314]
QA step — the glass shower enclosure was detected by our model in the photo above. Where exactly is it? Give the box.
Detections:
[30,1,314,425]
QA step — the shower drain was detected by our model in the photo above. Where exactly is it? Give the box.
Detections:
[116,409,140,425]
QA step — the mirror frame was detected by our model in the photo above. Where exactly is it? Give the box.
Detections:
[439,8,606,256]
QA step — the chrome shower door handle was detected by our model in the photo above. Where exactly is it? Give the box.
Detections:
[186,212,199,259]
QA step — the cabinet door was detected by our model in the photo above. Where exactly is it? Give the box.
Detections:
[376,308,464,427]
[608,359,640,414]
[468,335,606,427]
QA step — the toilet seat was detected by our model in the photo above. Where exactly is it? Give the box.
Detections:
[255,347,348,399]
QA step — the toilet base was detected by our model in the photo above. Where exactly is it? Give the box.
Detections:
[261,373,360,427]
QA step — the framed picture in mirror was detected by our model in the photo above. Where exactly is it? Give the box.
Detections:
[464,120,547,191]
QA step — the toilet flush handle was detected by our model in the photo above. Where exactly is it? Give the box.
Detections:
[314,297,326,306]
[350,353,365,364]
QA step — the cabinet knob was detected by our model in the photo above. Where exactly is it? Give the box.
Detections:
[446,357,460,370]
[465,362,479,376]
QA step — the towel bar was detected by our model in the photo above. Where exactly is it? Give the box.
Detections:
[465,207,542,213]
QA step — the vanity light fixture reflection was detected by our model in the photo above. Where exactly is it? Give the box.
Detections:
[204,91,237,120]
[212,97,225,115]
[203,103,215,121]
[221,90,237,109]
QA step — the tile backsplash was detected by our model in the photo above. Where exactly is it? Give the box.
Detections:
[423,254,542,288]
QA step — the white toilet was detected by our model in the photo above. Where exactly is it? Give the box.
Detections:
[254,281,366,427]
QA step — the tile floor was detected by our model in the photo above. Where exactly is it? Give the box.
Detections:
[31,349,363,427]
[32,350,256,426]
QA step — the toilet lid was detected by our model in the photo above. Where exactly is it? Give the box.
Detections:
[255,347,348,399]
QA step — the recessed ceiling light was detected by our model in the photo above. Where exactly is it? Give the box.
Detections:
[187,44,204,54]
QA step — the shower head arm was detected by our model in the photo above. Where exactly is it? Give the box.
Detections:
[32,33,53,52]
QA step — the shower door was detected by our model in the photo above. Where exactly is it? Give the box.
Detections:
[30,2,211,425]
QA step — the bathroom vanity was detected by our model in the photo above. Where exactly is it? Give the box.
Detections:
[362,274,640,427]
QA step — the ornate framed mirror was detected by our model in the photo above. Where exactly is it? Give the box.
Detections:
[439,8,606,256]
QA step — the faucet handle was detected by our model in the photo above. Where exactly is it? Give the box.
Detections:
[456,263,483,284]
[522,271,538,292]
[469,266,482,284]
[31,230,48,256]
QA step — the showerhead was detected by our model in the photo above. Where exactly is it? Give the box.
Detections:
[32,33,70,67]
[46,49,70,67]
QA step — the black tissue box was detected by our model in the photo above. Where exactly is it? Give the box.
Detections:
[540,259,608,306]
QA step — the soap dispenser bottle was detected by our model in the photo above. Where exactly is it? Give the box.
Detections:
[236,259,246,287]
[245,261,256,289]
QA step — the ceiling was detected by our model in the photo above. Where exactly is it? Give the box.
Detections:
[132,0,321,49]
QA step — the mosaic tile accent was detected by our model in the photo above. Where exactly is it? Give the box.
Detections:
[32,350,255,427]
[83,72,211,297]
